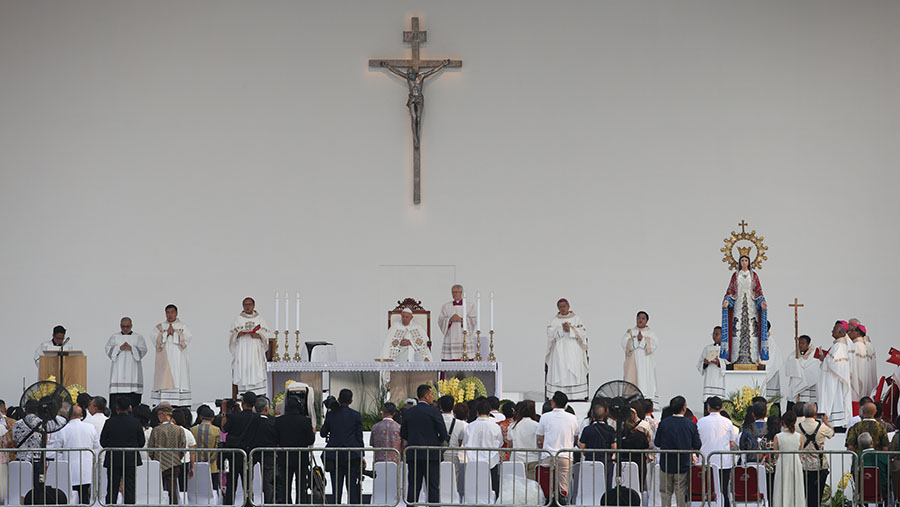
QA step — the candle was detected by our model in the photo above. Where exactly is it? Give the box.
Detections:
[461,292,467,332]
[284,292,289,331]
[476,291,481,332]
[274,292,279,330]
[490,291,494,331]
[295,291,301,333]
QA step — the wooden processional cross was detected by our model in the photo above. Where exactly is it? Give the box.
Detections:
[789,297,805,358]
[369,17,462,205]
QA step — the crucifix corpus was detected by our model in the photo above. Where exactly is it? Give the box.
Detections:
[369,17,462,205]
[789,297,804,358]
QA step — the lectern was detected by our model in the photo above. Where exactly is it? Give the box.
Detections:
[38,350,87,387]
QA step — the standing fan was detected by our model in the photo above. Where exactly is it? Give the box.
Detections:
[593,380,644,506]
[18,381,73,504]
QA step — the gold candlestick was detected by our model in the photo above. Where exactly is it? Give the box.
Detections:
[488,330,496,361]
[282,329,291,361]
[294,330,302,361]
[271,330,281,361]
[461,330,469,361]
[475,330,483,361]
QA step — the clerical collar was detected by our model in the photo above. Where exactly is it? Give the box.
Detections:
[452,300,462,306]
[241,311,258,318]
[122,332,132,335]
[556,312,575,318]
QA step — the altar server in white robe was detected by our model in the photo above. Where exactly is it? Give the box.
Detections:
[546,299,589,401]
[698,326,726,398]
[784,335,818,404]
[105,317,148,409]
[818,321,853,428]
[437,284,477,360]
[152,305,192,405]
[622,311,658,403]
[380,307,432,362]
[229,297,271,395]
[33,325,73,366]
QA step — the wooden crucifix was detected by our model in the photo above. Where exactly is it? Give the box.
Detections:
[789,297,804,358]
[369,17,462,205]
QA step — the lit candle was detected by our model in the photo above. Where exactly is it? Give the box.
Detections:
[295,292,301,333]
[283,292,289,331]
[476,291,481,332]
[461,292,467,333]
[274,292,279,330]
[490,291,495,331]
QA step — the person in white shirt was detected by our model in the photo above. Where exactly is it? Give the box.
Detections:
[462,399,504,496]
[83,396,109,436]
[105,317,148,409]
[487,396,506,422]
[536,391,579,499]
[439,395,467,461]
[52,406,100,504]
[173,409,197,493]
[33,325,74,366]
[508,400,542,480]
[697,396,738,507]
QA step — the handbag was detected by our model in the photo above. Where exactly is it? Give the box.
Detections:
[310,454,328,504]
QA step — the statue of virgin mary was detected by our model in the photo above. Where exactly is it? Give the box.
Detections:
[720,255,769,364]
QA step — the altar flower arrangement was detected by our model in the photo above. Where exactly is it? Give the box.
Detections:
[436,376,487,404]
[722,385,780,427]
[821,472,853,507]
[66,384,86,401]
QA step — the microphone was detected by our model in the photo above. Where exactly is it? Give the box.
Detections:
[61,337,71,346]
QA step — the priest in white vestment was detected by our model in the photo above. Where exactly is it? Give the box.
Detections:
[105,317,148,408]
[229,297,271,395]
[33,325,73,366]
[848,321,877,402]
[437,284,477,360]
[152,305,192,405]
[784,335,818,404]
[817,321,853,428]
[697,326,726,399]
[622,311,657,403]
[380,308,432,362]
[546,299,589,401]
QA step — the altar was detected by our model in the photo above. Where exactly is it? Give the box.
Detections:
[266,361,502,421]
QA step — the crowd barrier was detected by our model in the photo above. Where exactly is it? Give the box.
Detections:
[3,446,900,506]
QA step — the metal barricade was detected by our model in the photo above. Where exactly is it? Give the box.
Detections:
[857,449,900,507]
[1,447,97,506]
[707,449,857,507]
[247,446,400,507]
[561,448,706,507]
[98,447,247,507]
[403,445,553,506]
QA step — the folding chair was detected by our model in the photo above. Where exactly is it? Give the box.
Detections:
[573,461,606,506]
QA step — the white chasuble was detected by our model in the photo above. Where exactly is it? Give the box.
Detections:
[152,320,192,404]
[865,337,878,397]
[229,312,271,395]
[850,337,878,400]
[697,344,725,398]
[622,326,658,403]
[437,301,477,361]
[818,338,852,427]
[546,313,589,400]
[380,322,432,362]
[785,348,818,403]
[105,332,148,394]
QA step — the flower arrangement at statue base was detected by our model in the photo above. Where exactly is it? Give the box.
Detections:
[821,472,853,507]
[435,376,487,404]
[721,385,780,427]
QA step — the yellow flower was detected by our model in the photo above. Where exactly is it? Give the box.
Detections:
[837,471,852,490]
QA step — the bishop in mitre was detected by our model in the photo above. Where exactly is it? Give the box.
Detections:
[784,334,818,405]
[546,299,589,401]
[437,284,477,360]
[105,317,148,409]
[697,326,726,399]
[623,311,658,403]
[229,297,271,395]
[848,319,877,403]
[818,321,853,429]
[380,307,432,362]
[152,304,192,405]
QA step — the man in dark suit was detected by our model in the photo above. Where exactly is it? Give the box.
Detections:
[244,396,278,504]
[99,396,145,505]
[222,392,257,505]
[320,389,364,504]
[400,384,449,504]
[275,396,315,504]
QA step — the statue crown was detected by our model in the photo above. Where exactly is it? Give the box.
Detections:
[737,246,753,257]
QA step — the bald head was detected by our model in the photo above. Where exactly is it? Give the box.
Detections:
[71,405,83,420]
[861,402,877,419]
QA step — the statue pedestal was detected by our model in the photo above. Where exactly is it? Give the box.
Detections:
[723,369,769,398]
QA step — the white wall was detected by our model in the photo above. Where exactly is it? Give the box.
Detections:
[1,0,898,411]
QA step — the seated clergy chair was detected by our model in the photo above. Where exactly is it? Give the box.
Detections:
[388,298,432,350]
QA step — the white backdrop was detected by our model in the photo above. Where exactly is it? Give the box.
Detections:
[1,0,898,411]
